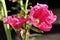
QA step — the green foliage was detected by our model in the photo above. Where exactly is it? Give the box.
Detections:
[31,26,44,33]
[0,1,3,10]
[17,10,25,17]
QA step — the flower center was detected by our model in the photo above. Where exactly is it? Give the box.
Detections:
[34,18,40,23]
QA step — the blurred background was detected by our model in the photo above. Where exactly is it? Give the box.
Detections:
[0,0,60,40]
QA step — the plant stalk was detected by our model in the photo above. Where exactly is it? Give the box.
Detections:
[25,0,29,13]
[1,0,12,40]
[24,0,29,40]
[20,0,24,10]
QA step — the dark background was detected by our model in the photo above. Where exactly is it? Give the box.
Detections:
[0,0,60,40]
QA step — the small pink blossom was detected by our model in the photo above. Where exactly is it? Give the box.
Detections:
[9,0,16,2]
[27,31,30,37]
[29,3,57,31]
[2,15,26,30]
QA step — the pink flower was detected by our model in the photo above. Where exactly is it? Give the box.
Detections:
[27,31,30,37]
[9,0,16,2]
[2,15,26,30]
[29,3,57,31]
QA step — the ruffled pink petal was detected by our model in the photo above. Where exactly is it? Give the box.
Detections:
[38,22,52,31]
[2,16,26,30]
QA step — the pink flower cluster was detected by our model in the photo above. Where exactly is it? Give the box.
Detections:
[2,3,57,32]
[29,3,57,31]
[2,15,26,30]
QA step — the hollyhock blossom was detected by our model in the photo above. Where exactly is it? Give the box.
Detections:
[29,3,57,31]
[2,15,26,30]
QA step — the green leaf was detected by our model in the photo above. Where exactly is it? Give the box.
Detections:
[30,36,36,40]
[26,21,32,30]
[27,9,30,12]
[28,2,32,5]
[30,34,42,37]
[17,10,25,17]
[31,26,44,33]
[11,7,18,10]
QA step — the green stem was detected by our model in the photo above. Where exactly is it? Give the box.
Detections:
[24,23,28,40]
[1,8,4,17]
[1,0,7,17]
[1,0,12,40]
[25,0,29,13]
[4,24,12,40]
[24,0,29,40]
[20,0,24,10]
